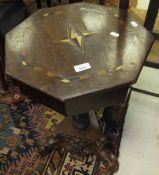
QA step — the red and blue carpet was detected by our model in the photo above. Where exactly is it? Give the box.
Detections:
[0,82,109,175]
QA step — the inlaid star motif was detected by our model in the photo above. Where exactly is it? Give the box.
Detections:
[60,25,94,51]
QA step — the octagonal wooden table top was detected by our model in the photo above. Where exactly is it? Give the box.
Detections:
[5,2,153,101]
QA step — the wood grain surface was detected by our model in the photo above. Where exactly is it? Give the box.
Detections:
[6,3,153,102]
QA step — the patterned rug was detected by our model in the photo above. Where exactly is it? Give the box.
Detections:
[0,82,48,175]
[0,81,109,175]
[43,149,108,175]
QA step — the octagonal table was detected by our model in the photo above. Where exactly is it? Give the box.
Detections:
[5,2,153,173]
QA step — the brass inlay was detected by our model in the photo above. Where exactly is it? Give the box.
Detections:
[46,71,56,78]
[60,25,95,50]
[43,13,49,17]
[22,61,27,66]
[116,65,123,71]
[76,36,83,47]
[97,70,106,76]
[114,14,120,18]
[79,74,89,80]
[61,79,70,83]
[21,59,108,83]
[82,32,92,36]
[60,39,74,46]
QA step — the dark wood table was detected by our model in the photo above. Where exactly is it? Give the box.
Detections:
[5,3,153,174]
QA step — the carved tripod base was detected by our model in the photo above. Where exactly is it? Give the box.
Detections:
[39,117,119,174]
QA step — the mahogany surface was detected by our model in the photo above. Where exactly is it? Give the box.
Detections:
[5,3,153,115]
